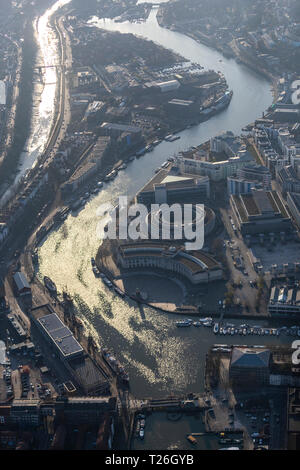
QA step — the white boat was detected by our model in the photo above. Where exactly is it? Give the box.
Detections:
[176,319,192,327]
[103,277,113,288]
[200,317,213,323]
[213,323,219,334]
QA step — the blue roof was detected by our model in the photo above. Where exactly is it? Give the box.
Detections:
[231,348,270,368]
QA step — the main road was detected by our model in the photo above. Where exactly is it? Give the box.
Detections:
[37,3,287,400]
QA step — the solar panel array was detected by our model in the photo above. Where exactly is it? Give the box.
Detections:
[38,313,83,359]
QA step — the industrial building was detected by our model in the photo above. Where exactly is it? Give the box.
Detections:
[229,347,270,388]
[230,189,292,235]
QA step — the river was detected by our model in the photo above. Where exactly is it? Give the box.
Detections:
[0,0,70,206]
[37,5,288,400]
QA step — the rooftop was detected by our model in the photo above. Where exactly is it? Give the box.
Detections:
[13,272,30,291]
[38,313,83,359]
[231,348,270,368]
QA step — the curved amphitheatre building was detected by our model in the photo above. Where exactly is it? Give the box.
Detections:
[147,204,216,240]
[101,162,223,286]
[116,243,223,285]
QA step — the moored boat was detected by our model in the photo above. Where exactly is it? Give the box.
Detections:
[44,276,57,295]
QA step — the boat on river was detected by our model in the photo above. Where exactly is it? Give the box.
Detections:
[44,276,57,295]
[176,319,192,327]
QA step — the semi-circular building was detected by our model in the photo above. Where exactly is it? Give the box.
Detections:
[146,205,216,241]
[116,243,223,285]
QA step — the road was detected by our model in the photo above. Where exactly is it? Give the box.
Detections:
[220,206,266,315]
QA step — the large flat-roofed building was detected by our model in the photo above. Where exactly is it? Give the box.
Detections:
[268,286,300,316]
[136,165,210,206]
[287,192,300,228]
[117,244,223,285]
[230,189,292,235]
[229,347,270,388]
[68,355,110,395]
[31,305,110,395]
[37,313,84,361]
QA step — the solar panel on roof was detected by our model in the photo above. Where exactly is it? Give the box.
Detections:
[38,313,83,358]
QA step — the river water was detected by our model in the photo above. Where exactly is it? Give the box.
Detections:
[0,0,70,206]
[37,6,288,400]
